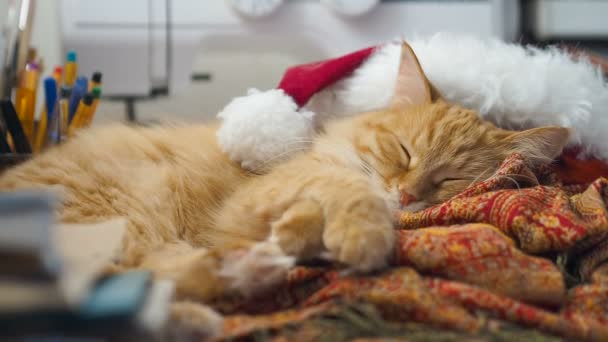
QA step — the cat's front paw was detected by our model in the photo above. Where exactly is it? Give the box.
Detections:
[323,197,395,272]
[270,199,324,260]
[218,241,295,297]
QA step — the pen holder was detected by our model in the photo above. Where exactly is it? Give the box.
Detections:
[0,153,31,172]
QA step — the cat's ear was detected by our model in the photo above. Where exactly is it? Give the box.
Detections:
[505,126,571,164]
[390,42,433,108]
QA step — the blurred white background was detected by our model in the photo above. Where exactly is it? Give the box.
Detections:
[3,0,606,125]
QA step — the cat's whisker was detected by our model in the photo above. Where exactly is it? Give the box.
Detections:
[471,166,495,185]
[495,173,540,199]
[499,173,540,183]
[271,138,316,147]
[493,176,524,197]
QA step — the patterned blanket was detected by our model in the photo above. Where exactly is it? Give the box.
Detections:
[213,154,608,341]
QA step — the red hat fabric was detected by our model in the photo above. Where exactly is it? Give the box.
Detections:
[278,46,377,107]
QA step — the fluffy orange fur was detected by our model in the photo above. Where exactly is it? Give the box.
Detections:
[0,44,570,307]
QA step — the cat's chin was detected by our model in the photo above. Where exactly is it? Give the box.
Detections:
[400,201,429,213]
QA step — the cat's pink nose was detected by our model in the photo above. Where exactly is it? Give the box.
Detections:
[400,192,417,206]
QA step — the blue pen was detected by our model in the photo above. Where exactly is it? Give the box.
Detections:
[43,77,58,122]
[68,76,88,123]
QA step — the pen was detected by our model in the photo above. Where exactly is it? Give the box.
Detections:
[59,87,70,143]
[47,87,70,145]
[0,99,32,153]
[14,0,35,90]
[89,71,102,91]
[83,86,102,127]
[68,77,87,123]
[68,93,94,136]
[34,78,58,152]
[26,47,37,64]
[64,50,77,87]
[52,66,63,86]
[15,62,39,143]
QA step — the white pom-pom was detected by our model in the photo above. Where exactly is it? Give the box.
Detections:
[217,89,315,171]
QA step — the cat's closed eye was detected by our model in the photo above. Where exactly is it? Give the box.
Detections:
[399,143,411,169]
[399,144,410,159]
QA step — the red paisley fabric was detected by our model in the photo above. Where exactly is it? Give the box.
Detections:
[215,154,608,341]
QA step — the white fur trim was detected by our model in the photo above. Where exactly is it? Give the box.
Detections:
[305,43,401,119]
[309,33,608,161]
[411,33,608,160]
[216,88,315,171]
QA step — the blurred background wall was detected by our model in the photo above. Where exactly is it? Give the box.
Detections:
[2,0,607,125]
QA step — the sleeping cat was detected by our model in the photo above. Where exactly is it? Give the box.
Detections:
[0,43,569,304]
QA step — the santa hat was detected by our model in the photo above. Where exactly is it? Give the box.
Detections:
[216,45,384,171]
[217,33,608,172]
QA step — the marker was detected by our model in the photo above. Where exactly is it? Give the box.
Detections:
[89,71,102,91]
[69,94,94,136]
[64,50,77,87]
[34,78,59,152]
[0,99,32,153]
[68,76,87,123]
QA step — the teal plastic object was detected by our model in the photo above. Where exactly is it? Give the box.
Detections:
[78,271,151,319]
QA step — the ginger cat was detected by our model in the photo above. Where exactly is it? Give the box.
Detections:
[0,43,570,306]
